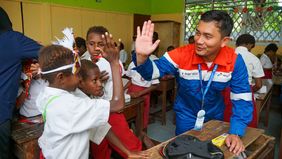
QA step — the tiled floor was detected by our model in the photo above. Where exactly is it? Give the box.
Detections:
[147,95,282,159]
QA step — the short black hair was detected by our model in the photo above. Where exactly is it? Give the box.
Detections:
[153,31,158,43]
[167,45,175,51]
[79,60,99,81]
[119,42,124,50]
[86,26,108,40]
[75,37,86,48]
[200,10,233,37]
[236,34,255,46]
[264,43,278,53]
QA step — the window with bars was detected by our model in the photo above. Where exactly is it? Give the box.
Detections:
[184,0,282,43]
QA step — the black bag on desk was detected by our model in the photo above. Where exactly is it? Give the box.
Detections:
[163,135,224,159]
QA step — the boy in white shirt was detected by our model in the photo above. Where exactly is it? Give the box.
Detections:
[86,26,145,158]
[260,43,278,79]
[223,34,264,128]
[36,32,143,158]
[77,59,147,159]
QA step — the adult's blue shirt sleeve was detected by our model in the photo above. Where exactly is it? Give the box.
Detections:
[229,54,253,136]
[132,52,178,80]
[17,32,41,59]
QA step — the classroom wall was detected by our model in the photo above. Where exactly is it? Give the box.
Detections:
[0,0,134,53]
[1,0,281,56]
[151,0,183,14]
[0,0,22,32]
[27,0,151,15]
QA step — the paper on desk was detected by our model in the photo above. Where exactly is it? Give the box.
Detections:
[254,93,260,99]
[257,85,267,94]
[125,93,131,103]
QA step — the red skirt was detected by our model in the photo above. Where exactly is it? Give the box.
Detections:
[90,113,142,159]
[222,86,257,128]
[262,69,272,79]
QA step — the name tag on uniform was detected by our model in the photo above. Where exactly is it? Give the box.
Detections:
[194,110,205,131]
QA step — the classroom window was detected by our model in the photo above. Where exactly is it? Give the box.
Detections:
[184,0,282,43]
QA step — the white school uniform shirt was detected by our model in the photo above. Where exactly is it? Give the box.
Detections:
[260,53,273,69]
[80,51,91,60]
[126,61,159,87]
[36,87,110,159]
[20,79,48,117]
[88,57,125,100]
[119,49,128,63]
[235,46,265,84]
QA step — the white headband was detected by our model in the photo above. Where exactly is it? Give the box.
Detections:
[40,27,80,75]
[41,63,74,75]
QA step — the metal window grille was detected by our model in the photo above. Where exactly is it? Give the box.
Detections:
[184,0,282,43]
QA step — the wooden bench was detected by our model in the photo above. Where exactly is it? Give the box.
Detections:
[146,120,275,159]
[11,120,43,159]
[153,76,176,125]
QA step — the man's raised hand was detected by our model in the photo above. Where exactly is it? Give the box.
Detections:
[135,20,160,57]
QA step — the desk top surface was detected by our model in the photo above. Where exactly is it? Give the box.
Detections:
[255,79,273,101]
[12,120,43,145]
[146,120,265,159]
[125,97,144,107]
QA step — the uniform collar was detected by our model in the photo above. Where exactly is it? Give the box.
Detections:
[192,46,232,66]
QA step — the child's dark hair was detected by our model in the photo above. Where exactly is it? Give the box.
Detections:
[200,10,233,37]
[119,42,124,50]
[39,45,74,83]
[167,45,175,52]
[75,37,86,48]
[79,60,99,80]
[86,26,108,39]
[236,34,255,46]
[264,43,278,53]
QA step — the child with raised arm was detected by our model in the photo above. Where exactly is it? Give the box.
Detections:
[76,59,148,159]
[86,26,151,158]
[36,32,146,158]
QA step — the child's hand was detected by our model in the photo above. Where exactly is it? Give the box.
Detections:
[30,63,40,76]
[101,32,119,63]
[129,92,141,98]
[127,151,149,159]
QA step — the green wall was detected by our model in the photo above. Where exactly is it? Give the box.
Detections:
[29,0,151,14]
[29,0,183,15]
[151,0,183,14]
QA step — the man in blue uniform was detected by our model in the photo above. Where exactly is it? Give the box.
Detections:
[133,10,253,155]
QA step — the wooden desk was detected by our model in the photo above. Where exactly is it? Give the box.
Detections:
[155,76,176,125]
[120,97,144,138]
[11,121,43,159]
[146,120,275,159]
[255,79,273,127]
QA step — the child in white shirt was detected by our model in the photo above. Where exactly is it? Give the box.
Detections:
[36,32,140,159]
[77,59,147,159]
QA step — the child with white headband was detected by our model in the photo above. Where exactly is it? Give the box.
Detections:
[36,32,147,159]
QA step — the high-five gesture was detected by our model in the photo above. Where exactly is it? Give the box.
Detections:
[135,20,160,65]
[101,32,119,63]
